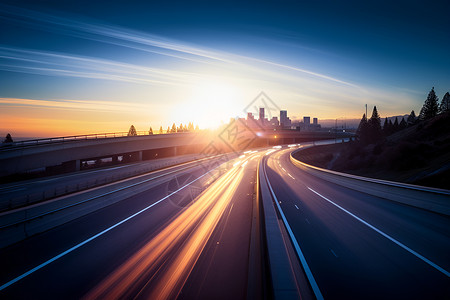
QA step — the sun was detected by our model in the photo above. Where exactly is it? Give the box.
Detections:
[175,79,243,129]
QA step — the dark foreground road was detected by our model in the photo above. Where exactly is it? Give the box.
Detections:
[263,148,450,299]
[0,151,263,299]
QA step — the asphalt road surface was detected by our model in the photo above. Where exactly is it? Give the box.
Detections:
[0,151,263,299]
[264,147,450,299]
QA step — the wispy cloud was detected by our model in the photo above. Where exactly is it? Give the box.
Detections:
[0,97,151,113]
[0,3,363,91]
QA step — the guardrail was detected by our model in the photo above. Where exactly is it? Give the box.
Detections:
[290,149,450,216]
[0,131,186,150]
[258,157,317,300]
[0,131,163,150]
[0,153,229,248]
[0,154,203,212]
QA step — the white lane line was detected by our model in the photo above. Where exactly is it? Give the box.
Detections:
[264,166,324,300]
[287,173,295,180]
[330,249,338,258]
[295,204,299,210]
[0,167,219,292]
[307,187,450,277]
[305,218,310,224]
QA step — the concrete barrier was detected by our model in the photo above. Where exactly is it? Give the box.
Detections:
[0,154,231,248]
[290,149,450,216]
[258,158,316,300]
[1,154,207,211]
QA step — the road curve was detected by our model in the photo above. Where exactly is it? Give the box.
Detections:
[263,147,450,299]
[0,151,263,299]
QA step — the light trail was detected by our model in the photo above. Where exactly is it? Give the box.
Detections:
[84,154,257,299]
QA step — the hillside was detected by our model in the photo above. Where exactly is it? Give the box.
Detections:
[293,112,450,190]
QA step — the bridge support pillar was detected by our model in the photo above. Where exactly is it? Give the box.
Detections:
[138,151,143,161]
[75,159,80,171]
[174,147,177,156]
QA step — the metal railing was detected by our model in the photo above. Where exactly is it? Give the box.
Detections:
[0,131,172,150]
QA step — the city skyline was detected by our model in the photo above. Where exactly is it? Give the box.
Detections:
[0,1,449,137]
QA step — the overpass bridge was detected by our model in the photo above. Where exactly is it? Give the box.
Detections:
[0,130,354,177]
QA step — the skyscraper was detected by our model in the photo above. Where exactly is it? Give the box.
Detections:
[280,110,287,127]
[313,118,318,125]
[304,116,310,125]
[259,107,265,123]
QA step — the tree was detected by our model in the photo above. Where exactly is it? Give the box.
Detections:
[195,124,199,131]
[171,123,177,133]
[440,92,450,113]
[148,127,153,135]
[399,118,407,130]
[167,126,171,134]
[178,123,184,132]
[368,106,382,143]
[188,122,194,131]
[159,126,163,134]
[392,117,399,132]
[407,110,417,125]
[2,133,13,143]
[383,117,391,136]
[357,113,370,144]
[128,125,137,136]
[419,87,439,120]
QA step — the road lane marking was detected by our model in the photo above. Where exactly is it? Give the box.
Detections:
[287,173,295,180]
[330,249,338,258]
[307,187,450,277]
[0,166,220,292]
[305,218,310,224]
[263,164,324,300]
[295,204,299,210]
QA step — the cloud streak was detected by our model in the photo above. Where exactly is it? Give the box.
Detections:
[0,3,362,91]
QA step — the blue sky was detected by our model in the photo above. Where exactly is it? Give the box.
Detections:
[0,0,449,136]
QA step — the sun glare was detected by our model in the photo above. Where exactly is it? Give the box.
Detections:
[174,79,242,129]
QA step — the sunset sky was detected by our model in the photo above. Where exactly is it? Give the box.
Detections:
[1,0,449,138]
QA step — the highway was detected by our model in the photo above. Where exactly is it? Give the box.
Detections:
[0,151,263,299]
[263,147,450,299]
[1,142,449,299]
[0,154,208,211]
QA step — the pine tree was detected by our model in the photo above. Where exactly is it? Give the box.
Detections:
[407,110,417,126]
[171,123,177,133]
[419,87,439,120]
[188,122,194,131]
[128,125,137,136]
[148,127,153,135]
[159,126,163,134]
[357,113,370,144]
[195,124,199,131]
[439,92,450,113]
[382,117,391,136]
[167,126,171,134]
[3,133,13,143]
[368,106,382,143]
[399,118,407,130]
[393,117,399,132]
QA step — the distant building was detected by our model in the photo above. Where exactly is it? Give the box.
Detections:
[313,118,318,125]
[270,117,279,127]
[280,110,291,128]
[304,116,310,126]
[259,107,265,124]
[246,112,260,129]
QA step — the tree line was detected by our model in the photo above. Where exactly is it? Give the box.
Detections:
[127,122,199,136]
[357,87,450,145]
